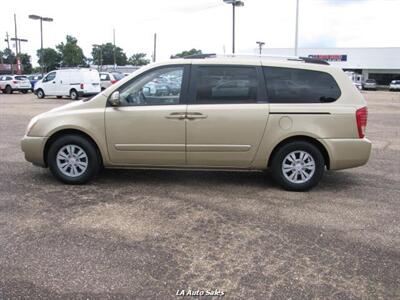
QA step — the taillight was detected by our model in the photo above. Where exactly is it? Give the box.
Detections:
[80,83,84,89]
[356,106,368,138]
[13,80,18,84]
[110,80,117,84]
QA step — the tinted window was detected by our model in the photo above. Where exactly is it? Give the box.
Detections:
[263,67,341,103]
[112,73,124,80]
[15,76,27,80]
[119,66,183,106]
[194,66,258,104]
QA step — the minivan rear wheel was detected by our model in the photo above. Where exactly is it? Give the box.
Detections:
[47,134,100,184]
[271,141,325,191]
[70,89,79,100]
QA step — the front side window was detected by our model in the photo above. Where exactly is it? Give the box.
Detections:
[119,66,183,106]
[263,67,341,103]
[44,72,56,82]
[194,66,258,104]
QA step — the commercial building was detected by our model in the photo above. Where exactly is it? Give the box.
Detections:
[260,47,400,85]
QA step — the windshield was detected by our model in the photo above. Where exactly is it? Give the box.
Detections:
[392,80,400,84]
[366,79,376,83]
[112,73,124,80]
[15,76,28,80]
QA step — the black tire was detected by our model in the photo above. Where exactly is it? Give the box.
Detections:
[271,141,325,191]
[70,89,79,100]
[56,96,63,99]
[47,134,100,184]
[37,89,45,99]
[5,85,12,94]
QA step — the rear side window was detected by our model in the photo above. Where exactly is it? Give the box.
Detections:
[263,67,341,103]
[100,73,110,81]
[194,66,258,104]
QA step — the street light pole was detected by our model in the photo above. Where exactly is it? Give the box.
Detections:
[29,14,53,77]
[294,0,300,56]
[256,41,265,55]
[113,28,116,70]
[224,0,244,54]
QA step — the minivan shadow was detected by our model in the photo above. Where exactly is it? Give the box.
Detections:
[95,168,358,192]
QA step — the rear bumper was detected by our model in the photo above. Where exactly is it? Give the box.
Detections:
[21,135,47,167]
[321,138,372,170]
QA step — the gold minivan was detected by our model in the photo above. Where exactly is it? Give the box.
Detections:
[21,55,371,190]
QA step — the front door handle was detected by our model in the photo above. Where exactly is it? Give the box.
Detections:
[166,112,186,120]
[186,112,208,120]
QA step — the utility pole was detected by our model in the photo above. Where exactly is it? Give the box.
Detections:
[256,41,265,55]
[113,28,116,70]
[13,14,19,74]
[14,14,19,55]
[294,0,299,56]
[4,32,10,49]
[11,38,28,54]
[153,33,157,62]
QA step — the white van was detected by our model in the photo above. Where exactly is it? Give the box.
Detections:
[34,68,101,100]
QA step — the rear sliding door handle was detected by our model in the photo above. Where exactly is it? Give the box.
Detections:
[165,112,186,120]
[186,112,208,120]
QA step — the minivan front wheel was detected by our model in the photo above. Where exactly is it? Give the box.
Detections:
[36,89,45,99]
[271,141,325,191]
[47,134,100,184]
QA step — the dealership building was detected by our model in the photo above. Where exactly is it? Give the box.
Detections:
[260,47,400,85]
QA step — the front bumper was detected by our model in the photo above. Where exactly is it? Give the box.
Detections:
[21,135,47,167]
[320,138,372,170]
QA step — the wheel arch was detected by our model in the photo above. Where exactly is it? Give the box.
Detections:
[267,135,330,170]
[43,128,104,167]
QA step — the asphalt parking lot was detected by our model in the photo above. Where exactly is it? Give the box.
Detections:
[0,91,399,299]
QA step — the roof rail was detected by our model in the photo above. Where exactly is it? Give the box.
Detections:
[183,53,217,59]
[171,53,330,65]
[299,56,330,65]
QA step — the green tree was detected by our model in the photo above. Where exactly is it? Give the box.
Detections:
[2,48,16,64]
[19,53,32,74]
[128,53,150,66]
[56,35,85,67]
[91,43,127,66]
[171,48,202,58]
[37,48,62,72]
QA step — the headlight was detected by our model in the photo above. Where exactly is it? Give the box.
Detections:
[25,117,38,136]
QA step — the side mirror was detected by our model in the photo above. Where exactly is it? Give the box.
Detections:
[142,86,151,96]
[109,91,120,106]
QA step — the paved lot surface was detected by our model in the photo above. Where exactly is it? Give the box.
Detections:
[1,92,399,299]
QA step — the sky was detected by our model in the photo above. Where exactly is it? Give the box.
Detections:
[1,0,399,66]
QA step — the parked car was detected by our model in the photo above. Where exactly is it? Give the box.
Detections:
[99,72,124,90]
[27,74,43,91]
[0,75,32,94]
[389,80,400,91]
[362,79,377,90]
[21,56,371,191]
[34,68,101,100]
